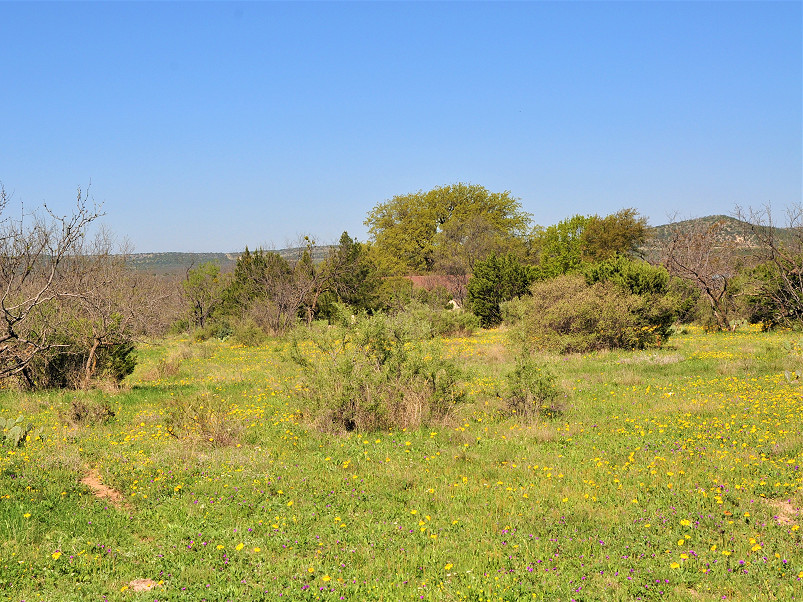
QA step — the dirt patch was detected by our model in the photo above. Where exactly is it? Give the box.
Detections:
[763,498,800,526]
[80,469,131,510]
[128,579,158,592]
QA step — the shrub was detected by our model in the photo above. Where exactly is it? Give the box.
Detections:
[100,341,138,383]
[375,277,414,313]
[667,276,701,325]
[500,296,529,327]
[505,357,561,419]
[583,255,669,296]
[583,256,678,343]
[23,338,137,390]
[412,285,453,310]
[232,318,267,346]
[193,320,234,342]
[287,312,465,432]
[519,274,676,354]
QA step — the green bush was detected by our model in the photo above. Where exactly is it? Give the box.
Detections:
[232,318,268,346]
[192,320,234,342]
[375,277,414,313]
[518,274,677,354]
[583,255,669,296]
[23,339,137,390]
[505,357,561,419]
[500,296,529,326]
[467,253,535,327]
[667,276,701,325]
[402,300,480,338]
[583,256,677,343]
[412,285,453,310]
[287,312,465,432]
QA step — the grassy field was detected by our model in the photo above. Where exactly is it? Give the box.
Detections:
[1,325,802,601]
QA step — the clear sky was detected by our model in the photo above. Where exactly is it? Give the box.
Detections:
[1,1,800,252]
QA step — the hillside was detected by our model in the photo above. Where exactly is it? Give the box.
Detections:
[126,246,335,274]
[642,214,796,261]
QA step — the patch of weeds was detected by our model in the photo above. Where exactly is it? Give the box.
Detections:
[164,390,243,446]
[58,398,116,426]
[152,356,182,379]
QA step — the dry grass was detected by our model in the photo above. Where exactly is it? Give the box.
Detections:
[163,390,245,447]
[618,352,684,365]
[763,497,801,526]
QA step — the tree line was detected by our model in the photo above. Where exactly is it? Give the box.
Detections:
[1,181,801,390]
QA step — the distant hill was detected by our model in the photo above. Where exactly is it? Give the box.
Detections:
[642,214,796,261]
[649,215,759,247]
[126,246,335,275]
[126,216,796,274]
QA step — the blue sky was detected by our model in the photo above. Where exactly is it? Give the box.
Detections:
[1,1,800,252]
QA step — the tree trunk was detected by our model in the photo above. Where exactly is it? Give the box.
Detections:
[83,338,101,389]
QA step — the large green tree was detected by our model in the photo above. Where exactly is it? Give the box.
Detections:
[581,208,650,262]
[532,214,590,279]
[365,183,532,274]
[532,208,649,279]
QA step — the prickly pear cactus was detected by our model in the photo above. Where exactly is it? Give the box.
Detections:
[0,415,39,447]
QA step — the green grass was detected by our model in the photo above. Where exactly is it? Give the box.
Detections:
[1,326,803,601]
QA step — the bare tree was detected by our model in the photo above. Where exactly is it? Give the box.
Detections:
[0,185,101,384]
[127,271,185,338]
[64,229,171,387]
[735,203,803,327]
[660,217,738,330]
[243,237,357,331]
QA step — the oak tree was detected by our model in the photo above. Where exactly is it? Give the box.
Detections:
[365,183,531,274]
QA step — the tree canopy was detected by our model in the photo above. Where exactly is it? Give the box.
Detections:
[532,208,649,279]
[365,183,532,274]
[581,208,650,262]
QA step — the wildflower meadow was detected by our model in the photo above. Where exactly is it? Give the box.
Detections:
[1,325,802,601]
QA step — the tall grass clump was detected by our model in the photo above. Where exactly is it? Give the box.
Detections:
[288,307,465,432]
